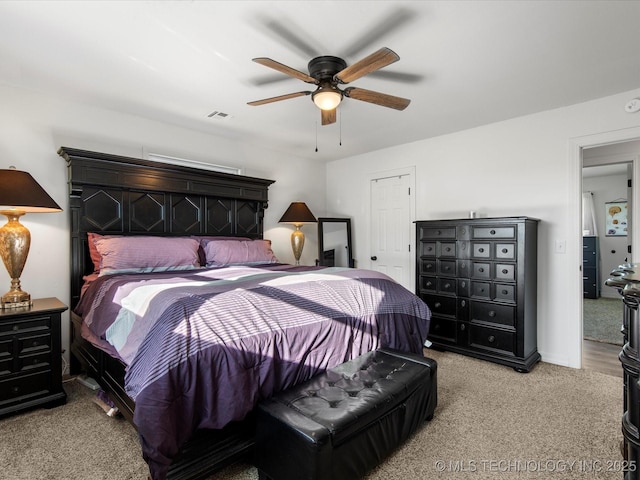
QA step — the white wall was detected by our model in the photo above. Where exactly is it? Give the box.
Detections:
[326,88,640,369]
[0,84,326,366]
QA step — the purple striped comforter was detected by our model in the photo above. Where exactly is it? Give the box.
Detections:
[75,264,431,480]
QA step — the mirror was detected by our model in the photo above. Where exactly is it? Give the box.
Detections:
[317,217,354,268]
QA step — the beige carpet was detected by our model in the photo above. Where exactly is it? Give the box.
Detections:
[0,348,624,480]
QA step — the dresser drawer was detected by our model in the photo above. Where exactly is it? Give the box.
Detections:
[428,317,457,343]
[495,263,516,281]
[438,260,457,276]
[439,242,456,257]
[469,325,515,355]
[420,242,436,257]
[420,259,436,274]
[0,316,51,335]
[471,281,491,299]
[472,226,516,239]
[18,332,51,355]
[422,294,457,318]
[457,278,471,297]
[419,226,456,239]
[0,370,52,404]
[419,276,436,292]
[470,301,515,328]
[457,260,471,278]
[437,278,456,294]
[472,262,491,279]
[495,243,516,259]
[472,243,491,258]
[18,351,51,372]
[495,284,516,303]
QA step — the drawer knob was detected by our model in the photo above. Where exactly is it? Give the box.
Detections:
[444,283,451,289]
[502,248,508,254]
[502,289,508,295]
[460,300,466,307]
[479,247,485,253]
[437,230,441,235]
[502,269,508,274]
[434,302,441,309]
[460,324,466,331]
[32,341,39,347]
[444,266,450,271]
[12,325,19,331]
[12,386,19,393]
[488,335,496,343]
[478,267,484,273]
[461,281,466,287]
[490,230,496,235]
[488,311,496,317]
[426,281,432,287]
[445,247,451,252]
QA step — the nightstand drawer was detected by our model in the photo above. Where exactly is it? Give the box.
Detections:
[0,370,52,403]
[0,316,51,335]
[18,332,51,355]
[0,298,68,418]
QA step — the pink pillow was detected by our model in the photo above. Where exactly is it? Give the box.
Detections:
[95,236,201,275]
[87,232,111,272]
[203,239,279,267]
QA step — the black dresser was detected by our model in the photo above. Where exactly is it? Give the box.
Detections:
[415,217,540,372]
[606,265,640,480]
[583,235,600,298]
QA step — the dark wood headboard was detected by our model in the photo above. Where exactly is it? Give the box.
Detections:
[58,147,275,309]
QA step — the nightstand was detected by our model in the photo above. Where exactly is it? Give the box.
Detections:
[0,297,68,418]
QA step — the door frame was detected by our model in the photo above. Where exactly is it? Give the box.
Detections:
[368,166,416,292]
[568,126,640,368]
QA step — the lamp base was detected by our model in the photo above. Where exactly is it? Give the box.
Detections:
[1,287,31,309]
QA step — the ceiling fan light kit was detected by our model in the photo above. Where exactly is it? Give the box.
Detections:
[312,86,342,110]
[248,47,411,125]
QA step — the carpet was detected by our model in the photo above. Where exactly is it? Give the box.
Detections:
[0,348,625,480]
[583,297,624,346]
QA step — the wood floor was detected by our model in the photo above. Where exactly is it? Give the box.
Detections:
[582,339,623,378]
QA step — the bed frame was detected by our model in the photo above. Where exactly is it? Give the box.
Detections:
[58,147,275,480]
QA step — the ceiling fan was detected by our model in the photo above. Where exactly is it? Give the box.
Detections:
[247,47,411,126]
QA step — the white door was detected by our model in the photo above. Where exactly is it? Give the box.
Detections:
[370,173,413,290]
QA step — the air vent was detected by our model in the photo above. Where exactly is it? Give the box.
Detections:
[207,110,232,120]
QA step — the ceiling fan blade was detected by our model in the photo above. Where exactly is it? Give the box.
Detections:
[252,58,317,84]
[335,47,400,84]
[368,70,424,84]
[321,108,336,126]
[247,91,312,106]
[343,87,410,111]
[341,7,414,58]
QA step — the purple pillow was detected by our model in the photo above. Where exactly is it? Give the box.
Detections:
[95,236,201,275]
[191,236,252,266]
[203,239,279,267]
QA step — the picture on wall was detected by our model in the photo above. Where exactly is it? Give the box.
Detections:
[605,201,627,236]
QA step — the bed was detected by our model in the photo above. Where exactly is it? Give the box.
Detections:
[58,147,432,480]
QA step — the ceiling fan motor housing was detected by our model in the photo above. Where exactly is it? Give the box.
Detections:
[308,56,347,81]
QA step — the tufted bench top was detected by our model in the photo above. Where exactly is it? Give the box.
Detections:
[262,348,436,446]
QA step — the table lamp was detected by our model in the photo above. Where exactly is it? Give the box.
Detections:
[0,167,62,308]
[279,202,317,265]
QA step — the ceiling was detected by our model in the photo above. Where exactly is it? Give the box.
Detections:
[1,1,640,163]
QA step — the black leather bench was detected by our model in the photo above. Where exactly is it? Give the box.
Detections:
[255,348,438,480]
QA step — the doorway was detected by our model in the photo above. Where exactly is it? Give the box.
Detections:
[581,143,638,376]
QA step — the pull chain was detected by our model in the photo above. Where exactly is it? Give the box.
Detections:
[315,121,318,152]
[339,109,342,146]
